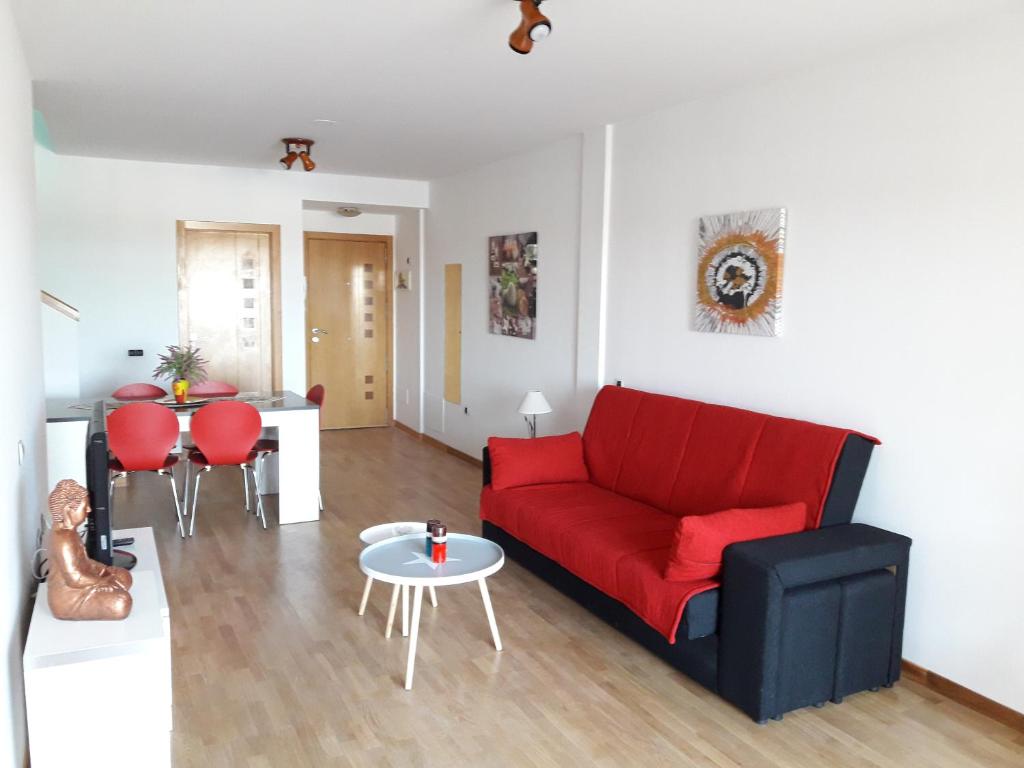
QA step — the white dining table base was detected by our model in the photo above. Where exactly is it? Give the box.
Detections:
[404,578,502,690]
[174,400,320,525]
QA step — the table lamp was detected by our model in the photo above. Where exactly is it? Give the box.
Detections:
[518,390,551,438]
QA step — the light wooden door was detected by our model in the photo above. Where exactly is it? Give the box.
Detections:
[305,234,391,429]
[444,264,462,404]
[177,223,280,392]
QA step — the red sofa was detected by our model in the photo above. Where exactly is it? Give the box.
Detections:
[481,385,911,722]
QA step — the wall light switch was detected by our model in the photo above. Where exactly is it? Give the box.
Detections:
[128,349,144,357]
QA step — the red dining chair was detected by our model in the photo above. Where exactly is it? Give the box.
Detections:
[179,381,240,507]
[112,383,167,401]
[186,401,265,534]
[107,402,185,538]
[188,380,239,397]
[253,385,325,512]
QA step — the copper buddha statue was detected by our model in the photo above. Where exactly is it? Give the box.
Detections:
[47,479,133,621]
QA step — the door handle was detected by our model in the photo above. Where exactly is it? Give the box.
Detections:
[312,327,329,335]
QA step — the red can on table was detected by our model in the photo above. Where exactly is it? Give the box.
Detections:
[431,523,447,564]
[425,519,441,557]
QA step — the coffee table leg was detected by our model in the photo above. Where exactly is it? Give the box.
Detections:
[404,585,424,690]
[385,583,400,638]
[358,576,373,616]
[478,578,502,651]
[429,585,438,608]
[402,584,409,637]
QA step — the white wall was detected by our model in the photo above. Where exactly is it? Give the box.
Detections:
[423,136,584,455]
[35,151,428,397]
[301,208,395,236]
[604,10,1024,712]
[40,302,80,398]
[394,208,424,430]
[0,2,47,764]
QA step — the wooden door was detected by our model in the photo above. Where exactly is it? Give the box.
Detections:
[305,233,391,429]
[177,222,281,392]
[444,264,462,404]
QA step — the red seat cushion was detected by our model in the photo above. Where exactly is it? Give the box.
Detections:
[109,454,178,473]
[664,502,807,582]
[488,432,589,491]
[481,482,624,543]
[481,483,717,642]
[616,549,719,643]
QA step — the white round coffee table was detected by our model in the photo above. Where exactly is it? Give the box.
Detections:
[359,532,505,689]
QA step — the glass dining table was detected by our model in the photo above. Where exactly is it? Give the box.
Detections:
[45,390,321,525]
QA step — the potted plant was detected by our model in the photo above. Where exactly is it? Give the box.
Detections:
[153,344,209,403]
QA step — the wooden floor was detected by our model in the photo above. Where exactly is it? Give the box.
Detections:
[113,427,1024,767]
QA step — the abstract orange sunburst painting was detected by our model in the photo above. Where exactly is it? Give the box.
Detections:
[696,208,786,336]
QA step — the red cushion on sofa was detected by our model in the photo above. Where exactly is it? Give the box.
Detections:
[488,433,589,491]
[481,482,719,642]
[664,503,807,581]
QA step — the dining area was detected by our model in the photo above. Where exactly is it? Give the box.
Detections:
[45,344,326,539]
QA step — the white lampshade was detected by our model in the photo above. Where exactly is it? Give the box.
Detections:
[518,390,552,416]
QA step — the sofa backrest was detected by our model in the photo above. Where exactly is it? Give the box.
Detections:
[582,386,878,530]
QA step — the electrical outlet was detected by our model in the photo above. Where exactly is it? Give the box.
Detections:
[128,349,143,357]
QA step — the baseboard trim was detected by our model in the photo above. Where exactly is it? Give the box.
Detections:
[392,420,483,468]
[901,660,1024,732]
[392,419,420,440]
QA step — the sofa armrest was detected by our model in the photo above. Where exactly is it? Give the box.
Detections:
[726,523,911,589]
[718,523,911,722]
[482,446,491,487]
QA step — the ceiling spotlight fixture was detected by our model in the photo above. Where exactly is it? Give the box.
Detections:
[337,207,362,218]
[279,138,316,172]
[280,150,298,170]
[509,0,551,55]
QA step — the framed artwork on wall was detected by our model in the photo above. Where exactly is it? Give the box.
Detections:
[695,208,786,336]
[488,231,538,339]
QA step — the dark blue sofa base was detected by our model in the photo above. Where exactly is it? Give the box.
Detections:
[482,519,719,691]
[482,518,912,723]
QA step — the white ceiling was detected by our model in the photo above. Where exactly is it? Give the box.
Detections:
[14,0,1015,180]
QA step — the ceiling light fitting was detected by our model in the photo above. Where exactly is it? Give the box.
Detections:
[279,138,316,172]
[509,0,551,56]
[337,207,362,218]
